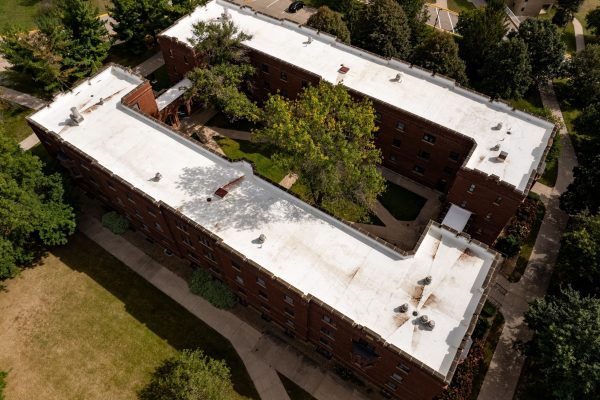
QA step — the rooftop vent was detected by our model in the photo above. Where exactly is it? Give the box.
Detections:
[491,144,500,151]
[257,234,266,244]
[426,320,435,329]
[338,64,350,74]
[397,303,409,313]
[305,36,313,45]
[221,9,231,21]
[419,315,429,324]
[391,73,402,83]
[492,122,503,130]
[69,107,84,125]
[498,151,508,162]
[151,172,162,182]
[423,275,432,285]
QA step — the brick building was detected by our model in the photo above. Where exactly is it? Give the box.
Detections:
[157,0,557,245]
[28,65,501,400]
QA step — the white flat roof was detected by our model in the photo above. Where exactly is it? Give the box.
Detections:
[442,204,472,232]
[160,0,554,192]
[156,78,192,111]
[29,66,496,378]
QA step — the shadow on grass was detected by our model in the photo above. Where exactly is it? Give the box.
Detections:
[378,181,426,221]
[52,233,260,400]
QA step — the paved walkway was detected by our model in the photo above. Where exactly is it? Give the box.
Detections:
[477,81,578,400]
[0,86,45,110]
[133,52,165,77]
[78,209,368,400]
[573,17,585,53]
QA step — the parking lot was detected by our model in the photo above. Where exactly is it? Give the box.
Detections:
[230,0,316,24]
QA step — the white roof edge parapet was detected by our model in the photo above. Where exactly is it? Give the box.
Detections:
[159,0,555,192]
[29,65,498,379]
[156,78,193,111]
[442,204,473,233]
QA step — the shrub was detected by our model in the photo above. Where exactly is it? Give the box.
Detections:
[495,235,522,257]
[101,211,129,235]
[189,269,236,309]
[481,302,497,318]
[438,340,484,400]
[0,371,6,400]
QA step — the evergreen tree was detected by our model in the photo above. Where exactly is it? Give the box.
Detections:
[395,0,427,45]
[517,19,565,83]
[363,0,412,59]
[307,6,351,43]
[412,30,468,85]
[480,37,532,99]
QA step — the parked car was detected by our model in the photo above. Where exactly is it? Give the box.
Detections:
[288,1,304,13]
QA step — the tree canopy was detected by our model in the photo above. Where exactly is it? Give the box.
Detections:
[307,6,351,44]
[574,102,600,139]
[394,0,427,45]
[587,7,600,36]
[0,135,76,280]
[553,0,585,26]
[560,154,600,215]
[569,44,600,105]
[411,30,468,85]
[480,37,532,99]
[517,19,565,83]
[189,20,252,66]
[524,287,600,399]
[0,0,110,94]
[139,349,236,400]
[253,82,385,222]
[362,0,412,59]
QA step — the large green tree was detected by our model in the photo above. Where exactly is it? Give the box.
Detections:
[560,154,600,215]
[0,0,109,94]
[555,211,600,296]
[395,0,427,45]
[574,102,600,139]
[307,6,351,44]
[363,0,412,59]
[517,19,565,83]
[587,7,600,36]
[524,287,600,399]
[189,20,252,66]
[455,0,507,80]
[411,30,468,85]
[0,135,76,280]
[553,0,585,26]
[139,349,236,400]
[480,37,532,99]
[253,82,385,222]
[569,44,600,105]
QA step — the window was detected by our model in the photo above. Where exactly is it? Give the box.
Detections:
[134,208,142,217]
[323,315,334,325]
[173,65,178,74]
[280,71,288,81]
[155,222,163,232]
[449,151,460,161]
[286,319,295,328]
[257,277,266,287]
[284,294,294,305]
[205,251,216,263]
[280,89,288,98]
[320,327,333,337]
[235,275,244,285]
[143,224,149,232]
[80,162,90,171]
[493,196,503,205]
[396,121,405,131]
[385,382,398,391]
[374,112,382,123]
[263,80,270,89]
[209,266,221,276]
[261,63,270,73]
[107,180,116,191]
[261,303,270,311]
[231,260,241,271]
[485,213,492,221]
[258,290,268,300]
[392,138,401,148]
[168,48,173,58]
[319,337,331,347]
[413,165,425,175]
[468,184,476,193]
[423,133,436,144]
[389,154,397,162]
[184,55,189,65]
[391,372,404,383]
[182,236,193,247]
[116,197,123,205]
[147,207,156,217]
[443,166,453,175]
[285,307,295,317]
[418,150,430,160]
[397,362,410,373]
[176,222,188,233]
[199,236,212,248]
[460,200,467,208]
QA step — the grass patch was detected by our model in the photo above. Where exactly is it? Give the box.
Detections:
[553,79,585,158]
[471,309,504,400]
[378,181,426,221]
[509,197,546,282]
[278,373,316,400]
[447,0,475,13]
[538,133,561,186]
[0,101,33,143]
[508,88,548,118]
[575,0,600,37]
[0,233,258,400]
[206,113,260,132]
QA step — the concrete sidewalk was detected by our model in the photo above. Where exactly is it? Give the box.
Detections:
[572,17,585,53]
[0,85,45,110]
[78,210,368,400]
[133,52,165,77]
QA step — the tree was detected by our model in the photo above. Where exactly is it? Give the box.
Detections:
[170,0,209,16]
[524,287,600,399]
[587,7,600,36]
[480,37,532,99]
[0,135,76,281]
[395,0,427,45]
[517,19,565,83]
[455,0,507,80]
[554,211,600,295]
[363,0,412,59]
[186,20,258,122]
[109,0,173,53]
[139,349,236,400]
[553,0,585,26]
[574,102,600,139]
[307,6,351,44]
[253,82,386,222]
[0,0,110,94]
[411,30,468,85]
[569,44,600,105]
[560,154,600,215]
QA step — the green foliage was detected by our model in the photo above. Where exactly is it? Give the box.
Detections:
[394,0,427,45]
[553,0,585,26]
[524,287,600,399]
[189,269,236,309]
[109,0,174,53]
[480,37,532,99]
[574,102,600,139]
[517,19,565,83]
[307,6,351,43]
[253,82,385,222]
[0,135,75,280]
[139,349,236,400]
[0,370,6,400]
[190,20,252,67]
[495,235,522,257]
[456,0,507,80]
[569,44,600,106]
[560,154,600,214]
[363,0,412,59]
[411,30,468,85]
[438,340,484,400]
[0,0,110,95]
[555,211,600,295]
[101,211,129,235]
[587,7,600,36]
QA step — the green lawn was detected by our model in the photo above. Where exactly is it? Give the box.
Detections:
[553,79,585,158]
[538,134,561,186]
[0,233,258,400]
[378,181,426,221]
[509,196,546,282]
[447,0,475,13]
[0,101,33,143]
[575,0,600,38]
[278,373,316,400]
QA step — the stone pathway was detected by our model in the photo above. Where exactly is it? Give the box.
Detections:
[572,17,585,53]
[477,81,578,400]
[78,209,368,400]
[279,173,298,189]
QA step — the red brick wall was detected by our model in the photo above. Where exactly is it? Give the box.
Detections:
[122,81,159,117]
